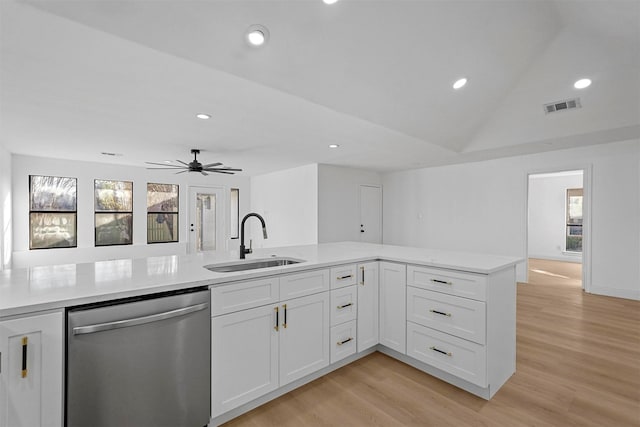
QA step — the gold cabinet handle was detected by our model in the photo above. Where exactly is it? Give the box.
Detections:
[336,274,353,280]
[430,278,452,285]
[337,303,353,310]
[21,336,28,378]
[283,304,287,329]
[429,309,452,317]
[274,306,279,331]
[337,337,353,346]
[430,346,452,357]
[360,266,365,285]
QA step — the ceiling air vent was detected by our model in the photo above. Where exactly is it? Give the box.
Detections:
[544,98,582,114]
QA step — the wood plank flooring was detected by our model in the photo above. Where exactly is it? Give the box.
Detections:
[223,259,640,426]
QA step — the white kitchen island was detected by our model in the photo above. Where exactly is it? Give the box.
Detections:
[0,242,520,427]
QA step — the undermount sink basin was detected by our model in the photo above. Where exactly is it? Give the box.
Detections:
[204,257,305,273]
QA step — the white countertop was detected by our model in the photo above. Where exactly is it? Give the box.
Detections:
[0,242,520,317]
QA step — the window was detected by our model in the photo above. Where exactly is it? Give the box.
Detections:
[29,175,77,249]
[566,188,583,252]
[95,179,133,246]
[230,188,239,239]
[147,183,179,243]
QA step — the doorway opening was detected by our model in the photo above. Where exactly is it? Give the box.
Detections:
[526,169,591,292]
[188,186,226,254]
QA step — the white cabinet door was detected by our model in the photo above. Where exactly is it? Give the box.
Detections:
[211,304,279,417]
[279,292,330,386]
[0,311,63,427]
[357,262,379,352]
[379,262,407,354]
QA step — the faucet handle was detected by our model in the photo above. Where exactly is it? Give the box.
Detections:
[247,239,253,254]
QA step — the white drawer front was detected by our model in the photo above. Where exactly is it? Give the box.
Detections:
[407,287,486,344]
[330,320,357,364]
[407,322,487,387]
[211,277,279,316]
[330,286,357,326]
[330,264,358,289]
[407,265,487,301]
[280,269,330,300]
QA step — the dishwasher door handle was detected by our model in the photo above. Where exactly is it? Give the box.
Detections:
[72,303,209,335]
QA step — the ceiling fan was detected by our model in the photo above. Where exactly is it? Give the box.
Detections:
[145,149,242,175]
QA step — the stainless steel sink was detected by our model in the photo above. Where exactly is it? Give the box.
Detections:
[204,257,305,273]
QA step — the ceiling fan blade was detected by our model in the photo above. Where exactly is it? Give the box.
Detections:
[145,162,184,168]
[202,162,222,168]
[208,170,234,174]
[206,167,242,172]
[147,167,187,170]
[200,171,209,176]
[175,170,189,174]
[176,160,190,167]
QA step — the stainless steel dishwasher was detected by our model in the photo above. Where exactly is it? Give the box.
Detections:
[66,287,210,427]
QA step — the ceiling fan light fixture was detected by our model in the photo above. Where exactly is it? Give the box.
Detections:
[246,25,269,47]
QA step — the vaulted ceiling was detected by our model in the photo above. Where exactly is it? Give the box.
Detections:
[1,0,638,174]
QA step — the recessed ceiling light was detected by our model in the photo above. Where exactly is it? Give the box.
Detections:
[196,113,211,120]
[101,152,123,157]
[574,78,592,89]
[323,0,339,4]
[453,78,467,90]
[163,160,172,164]
[328,144,340,148]
[246,25,269,47]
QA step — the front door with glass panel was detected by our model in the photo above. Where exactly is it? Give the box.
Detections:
[188,187,225,253]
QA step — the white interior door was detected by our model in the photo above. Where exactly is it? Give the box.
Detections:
[359,185,382,244]
[188,187,225,254]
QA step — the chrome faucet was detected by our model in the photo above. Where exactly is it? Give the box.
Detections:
[240,213,268,259]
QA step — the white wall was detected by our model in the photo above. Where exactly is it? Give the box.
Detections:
[318,164,382,243]
[11,154,250,268]
[528,172,583,262]
[250,164,318,249]
[383,139,640,300]
[0,145,12,270]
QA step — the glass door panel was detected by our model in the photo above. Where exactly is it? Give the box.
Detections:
[189,187,225,253]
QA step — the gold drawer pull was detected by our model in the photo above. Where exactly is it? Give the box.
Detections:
[336,274,353,280]
[337,337,353,346]
[430,279,452,285]
[430,346,452,357]
[337,303,353,310]
[429,309,451,317]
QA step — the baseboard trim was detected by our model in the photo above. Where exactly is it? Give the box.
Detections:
[589,286,640,301]
[528,254,582,264]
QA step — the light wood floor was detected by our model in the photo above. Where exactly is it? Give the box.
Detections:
[223,259,640,426]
